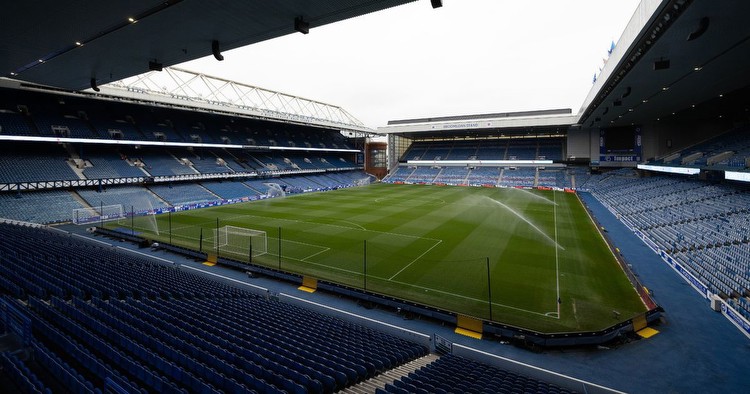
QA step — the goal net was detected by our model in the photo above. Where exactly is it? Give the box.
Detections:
[354,175,374,186]
[213,226,268,260]
[265,183,286,199]
[72,204,124,225]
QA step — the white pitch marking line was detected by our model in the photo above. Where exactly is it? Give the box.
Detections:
[301,247,331,262]
[554,190,561,319]
[162,204,443,243]
[168,233,553,318]
[338,220,366,230]
[373,196,447,205]
[284,255,364,275]
[388,239,443,280]
[228,212,443,242]
[384,276,557,318]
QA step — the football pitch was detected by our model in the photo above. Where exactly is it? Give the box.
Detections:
[111,183,647,333]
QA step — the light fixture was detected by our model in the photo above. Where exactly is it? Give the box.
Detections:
[75,41,83,46]
[128,17,136,23]
[643,99,648,103]
[694,66,702,71]
[90,78,100,92]
[662,87,669,91]
[9,72,17,76]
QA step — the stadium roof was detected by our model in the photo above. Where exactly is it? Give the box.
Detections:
[102,67,371,133]
[3,0,749,137]
[378,109,577,138]
[1,0,417,91]
[379,0,750,137]
[580,0,750,129]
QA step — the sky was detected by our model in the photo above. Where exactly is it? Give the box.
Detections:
[179,0,642,129]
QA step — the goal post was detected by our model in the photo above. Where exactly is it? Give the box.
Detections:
[72,204,124,225]
[213,225,268,261]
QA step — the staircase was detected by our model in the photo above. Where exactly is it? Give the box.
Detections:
[340,354,439,394]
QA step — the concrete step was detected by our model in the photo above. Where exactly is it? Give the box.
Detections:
[339,354,440,393]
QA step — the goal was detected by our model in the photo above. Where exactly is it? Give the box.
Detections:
[214,226,268,260]
[354,174,375,186]
[265,183,286,199]
[72,204,124,225]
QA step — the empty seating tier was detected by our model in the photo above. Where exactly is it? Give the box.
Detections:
[380,354,576,394]
[586,171,750,320]
[0,222,428,393]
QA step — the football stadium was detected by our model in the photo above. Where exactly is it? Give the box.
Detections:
[1,1,749,393]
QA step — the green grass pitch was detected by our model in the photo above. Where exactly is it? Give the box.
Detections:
[113,183,647,333]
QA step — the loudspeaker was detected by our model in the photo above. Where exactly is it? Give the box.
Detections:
[294,16,309,34]
[212,40,224,61]
[687,17,709,41]
[90,78,100,92]
[148,61,163,71]
[654,59,670,70]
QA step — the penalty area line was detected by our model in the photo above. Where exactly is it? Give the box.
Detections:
[301,247,331,262]
[388,239,443,281]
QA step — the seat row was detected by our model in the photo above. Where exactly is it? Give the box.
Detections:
[379,354,575,394]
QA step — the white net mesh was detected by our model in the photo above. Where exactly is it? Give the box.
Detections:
[72,204,124,225]
[214,226,268,259]
[265,183,286,199]
[355,175,373,186]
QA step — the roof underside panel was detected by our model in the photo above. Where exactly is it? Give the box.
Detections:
[580,0,750,128]
[2,0,417,91]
